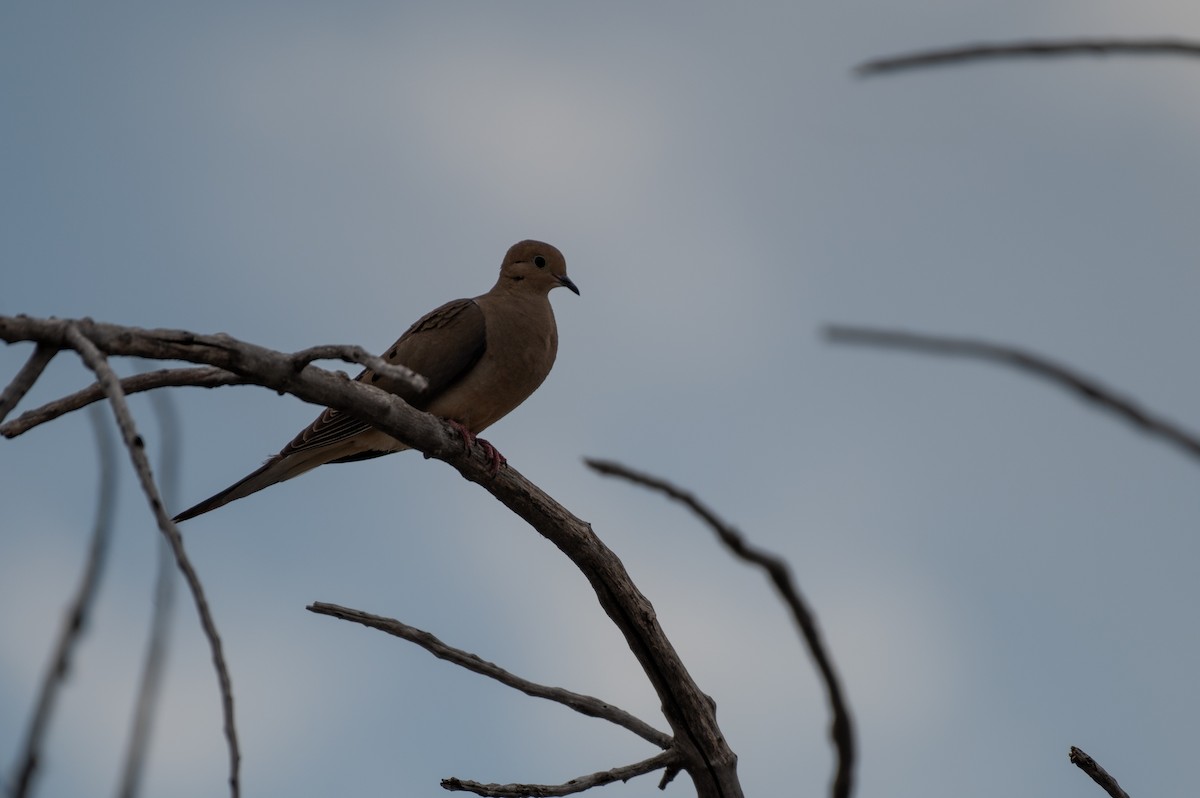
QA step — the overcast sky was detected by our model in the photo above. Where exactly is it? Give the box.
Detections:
[4,3,1200,797]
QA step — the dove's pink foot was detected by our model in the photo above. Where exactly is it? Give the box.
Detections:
[446,420,507,476]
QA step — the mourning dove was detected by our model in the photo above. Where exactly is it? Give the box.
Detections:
[173,239,578,522]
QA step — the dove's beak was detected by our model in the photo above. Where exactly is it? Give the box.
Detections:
[557,274,580,295]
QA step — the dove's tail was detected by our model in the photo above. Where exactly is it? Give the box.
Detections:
[172,449,331,523]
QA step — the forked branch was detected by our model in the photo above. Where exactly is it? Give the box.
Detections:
[61,324,242,798]
[0,314,743,798]
[586,459,856,798]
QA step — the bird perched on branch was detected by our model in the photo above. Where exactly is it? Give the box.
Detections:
[173,239,578,522]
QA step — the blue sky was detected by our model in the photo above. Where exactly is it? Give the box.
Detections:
[3,2,1200,797]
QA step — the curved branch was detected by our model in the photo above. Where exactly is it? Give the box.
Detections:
[0,337,432,440]
[825,325,1200,463]
[586,459,855,798]
[857,37,1200,75]
[117,377,182,798]
[9,405,118,798]
[442,750,681,797]
[1069,747,1131,798]
[1,366,247,438]
[307,602,672,749]
[0,315,742,798]
[286,344,428,392]
[61,325,241,798]
[0,343,57,422]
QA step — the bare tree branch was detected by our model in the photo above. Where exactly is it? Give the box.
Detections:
[586,459,855,798]
[117,375,182,798]
[857,37,1200,75]
[286,344,428,392]
[1069,746,1131,798]
[0,315,742,798]
[0,343,57,423]
[826,325,1200,462]
[61,325,241,798]
[9,405,117,798]
[0,337,432,440]
[1,366,246,439]
[441,750,681,797]
[307,602,672,749]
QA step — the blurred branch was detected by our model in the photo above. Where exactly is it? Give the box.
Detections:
[117,374,182,798]
[0,343,57,421]
[586,459,855,798]
[61,325,241,798]
[0,314,742,798]
[1069,746,1131,798]
[441,750,681,797]
[308,603,672,749]
[825,325,1200,463]
[2,367,247,438]
[9,405,118,798]
[857,37,1200,75]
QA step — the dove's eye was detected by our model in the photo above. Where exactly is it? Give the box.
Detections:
[534,255,547,268]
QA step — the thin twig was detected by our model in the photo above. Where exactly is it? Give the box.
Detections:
[9,405,118,798]
[117,373,181,798]
[857,37,1200,75]
[442,750,681,797]
[825,325,1200,462]
[1,366,246,439]
[0,343,57,423]
[63,326,241,798]
[288,344,428,392]
[585,459,855,798]
[0,314,743,797]
[1,341,429,440]
[1069,746,1131,798]
[307,602,672,749]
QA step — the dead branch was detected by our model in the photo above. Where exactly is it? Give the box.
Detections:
[856,37,1200,75]
[2,366,247,438]
[285,344,428,391]
[586,459,855,798]
[0,314,743,798]
[307,602,672,749]
[0,343,57,422]
[825,325,1200,463]
[61,323,241,798]
[9,406,117,798]
[117,379,182,798]
[0,336,434,440]
[1069,746,1131,798]
[441,750,681,797]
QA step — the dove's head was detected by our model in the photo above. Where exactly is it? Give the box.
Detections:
[498,240,580,296]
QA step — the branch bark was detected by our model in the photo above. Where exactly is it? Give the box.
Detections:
[117,381,182,798]
[2,366,247,438]
[61,323,242,798]
[0,314,743,798]
[441,750,681,797]
[1069,746,1131,798]
[586,459,855,798]
[0,343,57,421]
[307,602,671,749]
